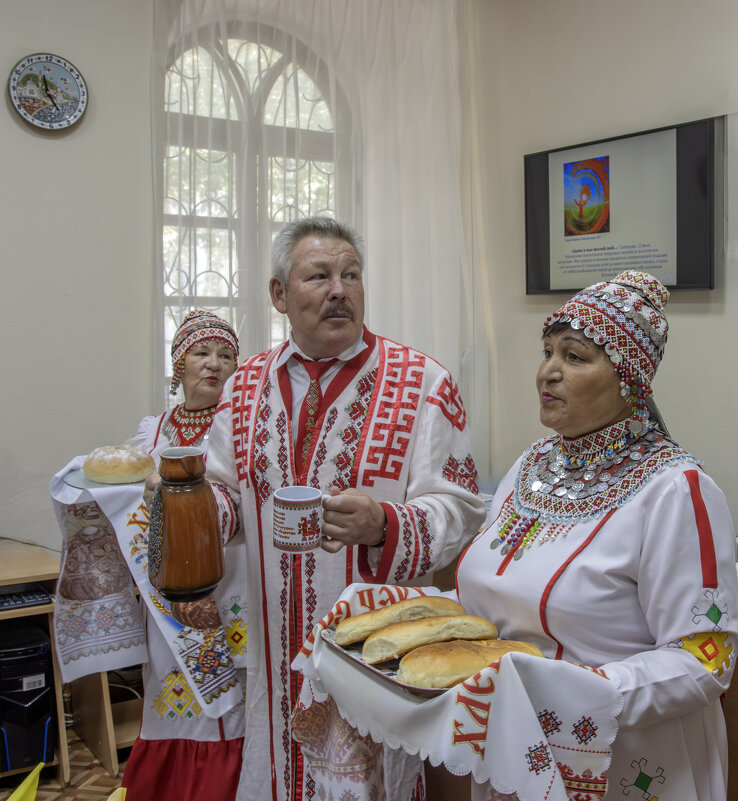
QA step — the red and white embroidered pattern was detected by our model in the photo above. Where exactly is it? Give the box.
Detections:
[537,708,562,735]
[558,763,608,799]
[526,741,552,775]
[303,551,319,630]
[545,272,669,388]
[325,368,377,489]
[276,412,290,487]
[162,404,216,447]
[278,551,292,795]
[393,505,431,581]
[442,453,479,494]
[427,375,467,431]
[362,346,425,486]
[309,407,339,487]
[232,351,272,483]
[210,481,240,543]
[252,376,274,508]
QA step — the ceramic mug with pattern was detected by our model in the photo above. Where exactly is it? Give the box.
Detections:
[272,486,329,552]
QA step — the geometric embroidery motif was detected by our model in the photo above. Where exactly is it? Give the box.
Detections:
[537,708,562,736]
[310,408,338,486]
[153,669,202,719]
[441,453,479,494]
[426,375,467,431]
[232,350,272,484]
[329,369,376,489]
[558,763,608,798]
[571,715,598,745]
[691,588,728,632]
[525,741,552,775]
[276,412,290,486]
[54,592,145,666]
[415,507,432,577]
[254,389,274,508]
[225,610,247,655]
[174,627,239,705]
[362,347,424,486]
[392,505,433,581]
[619,757,665,799]
[182,636,226,678]
[673,630,734,678]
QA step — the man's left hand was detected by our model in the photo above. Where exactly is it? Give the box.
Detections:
[321,486,386,553]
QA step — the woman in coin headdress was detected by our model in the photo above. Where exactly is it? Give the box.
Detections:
[456,271,738,800]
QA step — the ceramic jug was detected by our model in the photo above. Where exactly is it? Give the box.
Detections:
[148,446,224,602]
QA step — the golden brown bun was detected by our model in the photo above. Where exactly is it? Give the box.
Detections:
[396,638,544,688]
[334,596,465,646]
[83,445,156,484]
[361,614,498,665]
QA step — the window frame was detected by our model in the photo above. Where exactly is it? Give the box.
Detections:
[158,22,358,406]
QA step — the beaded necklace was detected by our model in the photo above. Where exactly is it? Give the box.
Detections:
[489,419,693,559]
[162,404,217,447]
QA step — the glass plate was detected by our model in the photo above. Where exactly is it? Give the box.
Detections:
[63,468,145,490]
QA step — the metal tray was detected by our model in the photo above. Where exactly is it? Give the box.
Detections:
[320,627,445,698]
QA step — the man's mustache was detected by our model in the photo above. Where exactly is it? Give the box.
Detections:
[321,303,354,320]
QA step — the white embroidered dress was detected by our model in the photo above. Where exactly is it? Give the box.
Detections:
[457,423,738,801]
[205,329,487,801]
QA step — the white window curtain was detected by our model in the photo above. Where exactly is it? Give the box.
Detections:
[152,0,491,486]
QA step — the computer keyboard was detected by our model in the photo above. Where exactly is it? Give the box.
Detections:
[0,586,51,611]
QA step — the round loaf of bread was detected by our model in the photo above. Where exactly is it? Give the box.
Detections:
[395,638,544,689]
[334,596,466,646]
[83,445,156,485]
[361,614,499,665]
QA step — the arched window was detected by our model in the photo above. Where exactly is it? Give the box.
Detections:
[159,25,352,404]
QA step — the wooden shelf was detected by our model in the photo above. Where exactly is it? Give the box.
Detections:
[0,539,61,586]
[70,669,142,777]
[0,540,68,787]
[0,602,54,622]
[112,698,143,749]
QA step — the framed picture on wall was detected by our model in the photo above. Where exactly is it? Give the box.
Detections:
[524,116,724,294]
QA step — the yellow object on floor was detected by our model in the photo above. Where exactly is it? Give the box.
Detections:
[7,764,43,801]
[106,790,126,801]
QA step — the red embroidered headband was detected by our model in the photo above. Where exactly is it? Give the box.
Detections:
[543,270,669,386]
[543,271,670,432]
[170,310,239,395]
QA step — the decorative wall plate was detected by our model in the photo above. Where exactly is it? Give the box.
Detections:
[8,53,88,130]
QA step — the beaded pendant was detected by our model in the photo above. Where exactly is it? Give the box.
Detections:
[162,404,217,447]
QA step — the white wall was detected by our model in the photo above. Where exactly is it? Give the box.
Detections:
[0,1,154,551]
[4,0,738,554]
[467,0,738,522]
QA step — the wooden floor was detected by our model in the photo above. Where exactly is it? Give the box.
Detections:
[0,692,735,801]
[0,734,127,801]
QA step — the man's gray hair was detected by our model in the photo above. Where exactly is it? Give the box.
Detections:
[270,216,365,285]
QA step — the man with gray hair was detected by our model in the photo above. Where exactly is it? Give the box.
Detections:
[205,215,486,801]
